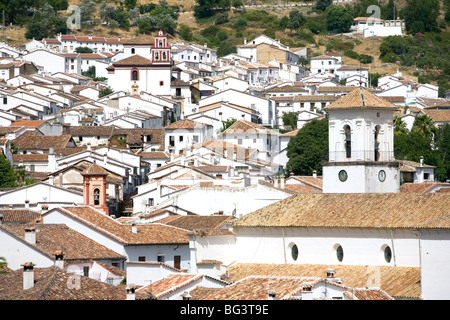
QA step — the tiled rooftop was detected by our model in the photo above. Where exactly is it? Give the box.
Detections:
[50,206,189,245]
[235,193,450,229]
[324,87,397,110]
[0,266,132,300]
[224,263,420,299]
[1,223,126,261]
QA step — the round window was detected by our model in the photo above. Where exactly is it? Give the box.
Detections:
[336,245,344,262]
[291,244,299,261]
[384,246,392,263]
[338,170,348,182]
[378,170,386,182]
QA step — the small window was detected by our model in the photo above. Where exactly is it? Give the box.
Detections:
[291,244,299,261]
[159,81,164,86]
[131,69,139,81]
[83,266,89,277]
[384,246,392,263]
[138,256,145,262]
[335,245,344,262]
[131,48,135,54]
[179,136,184,142]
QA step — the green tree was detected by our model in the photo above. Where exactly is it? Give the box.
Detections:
[326,6,353,33]
[178,24,193,41]
[316,0,332,11]
[76,47,94,53]
[232,0,243,9]
[80,0,97,23]
[286,9,306,33]
[436,123,450,181]
[0,155,18,188]
[99,86,114,98]
[217,41,236,57]
[286,118,329,176]
[282,112,298,130]
[99,1,116,22]
[0,257,7,274]
[124,0,137,11]
[412,114,437,140]
[221,118,237,132]
[138,16,156,34]
[402,0,439,34]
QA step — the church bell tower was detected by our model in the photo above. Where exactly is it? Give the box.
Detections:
[81,163,109,215]
[322,87,400,193]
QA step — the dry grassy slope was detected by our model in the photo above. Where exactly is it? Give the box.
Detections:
[3,0,415,80]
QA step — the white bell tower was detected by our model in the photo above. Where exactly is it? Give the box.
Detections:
[322,88,400,193]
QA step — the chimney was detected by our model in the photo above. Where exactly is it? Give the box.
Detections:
[131,223,137,234]
[301,285,313,300]
[54,250,64,270]
[126,284,136,300]
[312,170,317,178]
[420,156,424,167]
[87,143,91,151]
[25,200,30,209]
[280,175,285,189]
[24,227,36,245]
[326,269,336,280]
[274,178,279,188]
[194,158,198,167]
[267,290,276,300]
[22,262,36,290]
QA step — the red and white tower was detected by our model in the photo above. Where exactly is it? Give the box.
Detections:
[152,30,171,65]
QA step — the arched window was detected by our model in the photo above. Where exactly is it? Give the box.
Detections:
[374,125,381,161]
[162,51,167,60]
[344,125,351,158]
[94,188,100,205]
[131,48,135,54]
[131,69,139,81]
[155,52,159,60]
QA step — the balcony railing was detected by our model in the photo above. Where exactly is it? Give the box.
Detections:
[328,150,395,162]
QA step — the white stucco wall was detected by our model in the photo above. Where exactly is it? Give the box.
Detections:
[232,227,421,267]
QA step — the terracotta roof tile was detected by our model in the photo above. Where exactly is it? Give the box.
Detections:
[164,119,206,130]
[50,206,189,245]
[1,223,125,261]
[12,131,74,150]
[112,55,153,67]
[0,209,41,224]
[235,193,450,229]
[0,266,132,300]
[324,88,397,110]
[81,163,109,176]
[225,263,420,299]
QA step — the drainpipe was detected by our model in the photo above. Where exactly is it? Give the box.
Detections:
[390,230,397,267]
